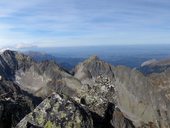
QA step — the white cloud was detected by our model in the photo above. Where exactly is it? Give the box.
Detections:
[15,43,37,49]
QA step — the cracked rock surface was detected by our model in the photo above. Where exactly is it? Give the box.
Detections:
[16,93,93,128]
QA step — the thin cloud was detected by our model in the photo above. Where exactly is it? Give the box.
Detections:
[15,43,37,49]
[0,0,170,47]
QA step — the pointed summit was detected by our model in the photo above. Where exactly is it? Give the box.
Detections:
[83,55,100,64]
[88,55,99,61]
[74,55,114,80]
[2,49,16,55]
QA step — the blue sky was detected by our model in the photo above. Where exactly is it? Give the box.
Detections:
[0,0,170,48]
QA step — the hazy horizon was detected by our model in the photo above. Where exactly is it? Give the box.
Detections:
[2,43,170,50]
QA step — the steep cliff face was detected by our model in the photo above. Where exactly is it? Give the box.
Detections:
[148,69,170,127]
[113,66,157,127]
[118,63,170,127]
[0,50,33,80]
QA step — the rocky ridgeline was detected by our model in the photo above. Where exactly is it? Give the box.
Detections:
[0,50,170,128]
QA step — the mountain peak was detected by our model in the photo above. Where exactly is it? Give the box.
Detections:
[88,55,99,61]
[1,50,16,56]
[83,55,101,65]
[74,55,114,80]
[0,48,12,53]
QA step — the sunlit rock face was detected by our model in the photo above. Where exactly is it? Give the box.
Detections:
[148,69,170,128]
[112,66,156,127]
[16,93,93,128]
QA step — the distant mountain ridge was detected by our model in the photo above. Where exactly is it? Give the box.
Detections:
[139,58,170,74]
[25,51,85,70]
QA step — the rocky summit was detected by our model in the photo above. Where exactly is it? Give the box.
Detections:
[0,50,170,128]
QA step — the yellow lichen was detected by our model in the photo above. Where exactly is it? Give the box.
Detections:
[44,121,53,128]
[36,113,44,125]
[60,111,67,118]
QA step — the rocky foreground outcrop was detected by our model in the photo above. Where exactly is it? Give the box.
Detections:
[16,92,93,128]
[16,92,135,128]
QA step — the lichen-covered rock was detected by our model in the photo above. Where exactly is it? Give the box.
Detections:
[16,93,93,128]
[80,75,116,117]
